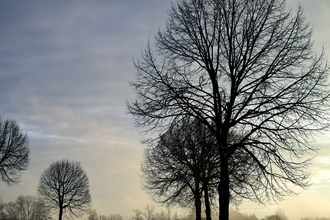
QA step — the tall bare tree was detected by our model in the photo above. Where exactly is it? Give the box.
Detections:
[127,1,330,220]
[0,118,29,185]
[37,159,91,220]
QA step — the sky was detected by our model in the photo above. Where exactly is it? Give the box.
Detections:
[0,1,329,220]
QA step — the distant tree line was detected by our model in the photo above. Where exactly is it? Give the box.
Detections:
[88,209,123,220]
[261,210,288,220]
[127,206,295,220]
[128,206,330,220]
[302,218,330,220]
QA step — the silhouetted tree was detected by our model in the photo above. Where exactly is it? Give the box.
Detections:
[0,118,29,185]
[127,1,330,220]
[141,118,218,220]
[141,120,281,220]
[37,159,91,220]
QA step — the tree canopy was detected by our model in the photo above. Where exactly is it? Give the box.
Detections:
[0,117,29,185]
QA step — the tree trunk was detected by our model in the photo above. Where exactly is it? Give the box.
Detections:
[59,207,63,220]
[203,181,212,220]
[218,158,230,220]
[194,189,202,220]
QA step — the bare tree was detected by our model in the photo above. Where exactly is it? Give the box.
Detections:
[33,198,52,220]
[132,209,144,220]
[37,159,91,220]
[127,0,330,220]
[15,195,51,220]
[141,118,219,220]
[0,118,29,185]
[143,204,156,220]
[16,195,35,220]
[142,119,255,220]
[3,202,18,220]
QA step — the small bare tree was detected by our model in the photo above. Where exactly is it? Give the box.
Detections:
[37,159,91,220]
[132,209,144,220]
[141,118,219,220]
[0,118,29,185]
[143,204,156,220]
